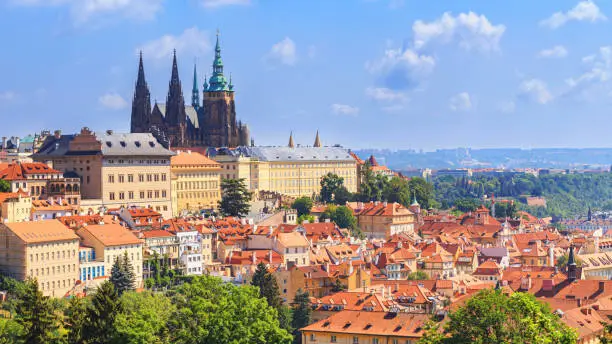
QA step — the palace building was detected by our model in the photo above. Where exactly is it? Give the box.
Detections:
[130,31,250,148]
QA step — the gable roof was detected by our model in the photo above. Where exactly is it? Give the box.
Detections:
[2,219,79,244]
[78,223,142,246]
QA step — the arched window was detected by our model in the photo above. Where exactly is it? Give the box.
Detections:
[66,185,72,192]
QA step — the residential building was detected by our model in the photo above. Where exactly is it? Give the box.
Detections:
[0,220,79,297]
[0,192,31,222]
[473,260,503,283]
[33,127,174,218]
[301,310,428,344]
[78,245,106,284]
[164,220,203,276]
[31,199,76,220]
[76,223,144,287]
[171,150,221,215]
[348,201,416,239]
[210,143,358,197]
[0,161,81,205]
[140,229,180,279]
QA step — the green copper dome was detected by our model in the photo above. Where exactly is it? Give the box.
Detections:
[207,30,232,92]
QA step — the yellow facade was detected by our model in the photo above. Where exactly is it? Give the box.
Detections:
[0,193,31,223]
[302,332,419,344]
[0,220,80,297]
[171,151,221,216]
[214,147,358,197]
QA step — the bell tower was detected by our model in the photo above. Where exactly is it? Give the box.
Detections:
[130,51,152,133]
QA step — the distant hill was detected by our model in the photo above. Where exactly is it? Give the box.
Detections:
[353,148,612,170]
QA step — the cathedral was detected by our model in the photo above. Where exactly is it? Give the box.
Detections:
[130,32,250,148]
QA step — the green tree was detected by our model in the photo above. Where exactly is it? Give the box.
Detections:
[333,206,361,237]
[82,281,122,344]
[110,253,136,296]
[382,176,411,206]
[331,278,346,292]
[65,296,88,344]
[219,178,253,217]
[169,275,292,344]
[556,254,583,269]
[114,291,175,344]
[292,197,313,217]
[277,305,293,334]
[407,271,429,280]
[251,263,281,309]
[320,173,344,204]
[0,318,22,344]
[454,198,480,212]
[297,214,315,224]
[0,180,10,193]
[419,289,577,344]
[12,279,61,344]
[409,177,437,209]
[291,289,312,344]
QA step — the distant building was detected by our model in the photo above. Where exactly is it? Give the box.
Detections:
[210,141,358,197]
[433,168,472,178]
[171,150,221,215]
[0,192,31,223]
[33,127,174,218]
[347,201,416,239]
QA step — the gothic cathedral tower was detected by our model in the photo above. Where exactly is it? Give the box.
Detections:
[201,31,247,147]
[130,52,152,133]
[164,50,188,147]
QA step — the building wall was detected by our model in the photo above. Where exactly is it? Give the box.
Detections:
[0,227,79,297]
[101,157,172,218]
[172,163,221,214]
[0,196,31,222]
[201,233,213,265]
[45,155,103,199]
[302,331,420,344]
[359,213,415,239]
[214,156,358,197]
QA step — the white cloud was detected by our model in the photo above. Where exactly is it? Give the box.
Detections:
[200,0,250,8]
[331,104,359,116]
[137,27,211,61]
[537,45,568,58]
[365,87,408,102]
[0,91,17,101]
[266,37,297,66]
[99,92,128,110]
[499,100,516,113]
[366,48,435,89]
[566,46,612,89]
[449,92,472,111]
[11,0,163,25]
[412,12,506,52]
[540,1,606,29]
[518,79,553,104]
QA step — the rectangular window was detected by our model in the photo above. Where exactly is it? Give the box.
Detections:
[138,174,144,182]
[118,174,124,183]
[331,335,337,343]
[154,174,160,182]
[162,190,167,198]
[128,191,134,199]
[119,192,125,200]
[147,191,153,198]
[161,174,167,181]
[140,191,145,199]
[108,174,114,183]
[109,192,115,200]
[147,174,152,182]
[154,191,160,198]
[128,174,134,182]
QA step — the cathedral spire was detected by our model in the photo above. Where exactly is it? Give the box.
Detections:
[313,130,321,147]
[166,49,186,127]
[131,51,152,133]
[192,63,200,109]
[288,132,295,148]
[207,29,229,91]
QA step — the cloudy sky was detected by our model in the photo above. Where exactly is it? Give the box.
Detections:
[1,0,611,150]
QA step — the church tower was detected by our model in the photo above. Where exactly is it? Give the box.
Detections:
[165,50,188,146]
[201,30,243,147]
[130,51,152,133]
[192,63,200,110]
[314,130,321,147]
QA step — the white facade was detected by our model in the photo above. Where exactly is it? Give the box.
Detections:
[176,230,203,275]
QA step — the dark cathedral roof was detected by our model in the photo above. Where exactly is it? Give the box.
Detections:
[153,103,199,128]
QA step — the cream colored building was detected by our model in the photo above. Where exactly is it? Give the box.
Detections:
[348,201,416,239]
[171,150,221,216]
[212,144,358,197]
[0,192,31,223]
[33,128,174,218]
[76,223,144,288]
[0,219,80,297]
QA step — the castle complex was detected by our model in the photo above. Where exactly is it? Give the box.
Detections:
[130,31,250,148]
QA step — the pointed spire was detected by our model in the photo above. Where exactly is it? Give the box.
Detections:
[288,132,295,148]
[568,244,576,266]
[131,51,152,133]
[136,50,146,87]
[171,49,179,84]
[411,191,419,206]
[229,72,234,91]
[567,244,577,281]
[203,73,208,91]
[314,130,321,147]
[192,63,200,108]
[208,29,229,91]
[166,49,186,127]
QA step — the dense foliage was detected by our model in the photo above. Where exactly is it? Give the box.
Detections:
[434,173,612,218]
[319,204,362,238]
[0,180,10,193]
[291,289,312,344]
[419,289,577,344]
[291,196,313,217]
[110,252,136,296]
[219,178,253,217]
[0,275,292,344]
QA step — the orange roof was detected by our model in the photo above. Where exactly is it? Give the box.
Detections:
[2,219,79,244]
[312,292,389,312]
[301,310,428,338]
[0,191,28,203]
[474,260,502,276]
[349,152,365,165]
[276,231,310,247]
[0,162,61,181]
[141,229,175,238]
[349,201,414,217]
[78,223,142,246]
[171,151,220,167]
[128,207,162,218]
[32,199,75,212]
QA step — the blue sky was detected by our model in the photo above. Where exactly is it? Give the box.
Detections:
[1,0,611,150]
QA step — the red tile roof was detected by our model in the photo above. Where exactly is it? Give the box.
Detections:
[0,162,62,181]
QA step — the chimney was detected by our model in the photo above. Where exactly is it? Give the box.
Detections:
[252,251,257,264]
[268,250,273,264]
[395,282,400,292]
[53,130,61,139]
[324,262,330,272]
[387,285,392,298]
[577,298,582,307]
[106,130,113,135]
[549,244,555,267]
[599,281,605,293]
[325,218,330,223]
[383,201,388,207]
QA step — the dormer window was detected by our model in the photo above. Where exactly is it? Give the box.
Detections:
[149,142,155,147]
[135,141,141,147]
[120,141,126,147]
[106,142,112,147]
